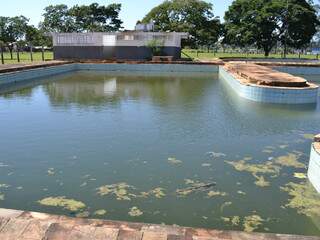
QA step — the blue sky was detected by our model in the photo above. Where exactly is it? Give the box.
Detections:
[0,0,233,29]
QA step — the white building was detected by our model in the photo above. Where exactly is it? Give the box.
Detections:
[52,32,188,60]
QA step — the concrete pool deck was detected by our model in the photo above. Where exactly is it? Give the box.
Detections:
[225,62,310,87]
[0,208,319,240]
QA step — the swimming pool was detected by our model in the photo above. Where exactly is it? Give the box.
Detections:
[0,68,319,236]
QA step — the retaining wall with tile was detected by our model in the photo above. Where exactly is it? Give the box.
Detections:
[219,67,319,104]
[0,63,219,89]
[0,63,318,105]
[0,63,76,87]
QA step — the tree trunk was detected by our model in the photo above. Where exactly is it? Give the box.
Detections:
[17,47,20,63]
[263,46,270,58]
[9,47,13,60]
[30,45,33,62]
[42,46,45,61]
[0,47,4,64]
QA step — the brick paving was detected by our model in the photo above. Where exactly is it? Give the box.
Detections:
[0,208,319,240]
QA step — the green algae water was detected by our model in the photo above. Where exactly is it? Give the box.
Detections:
[0,70,320,236]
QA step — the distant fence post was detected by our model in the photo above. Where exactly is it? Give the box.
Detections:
[41,46,45,61]
[30,44,33,62]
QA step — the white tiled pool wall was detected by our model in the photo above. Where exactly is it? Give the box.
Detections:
[219,67,318,104]
[0,63,219,87]
[77,63,219,72]
[0,63,318,104]
[308,145,320,193]
[0,64,77,86]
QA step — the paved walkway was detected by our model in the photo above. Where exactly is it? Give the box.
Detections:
[0,208,319,240]
[0,61,71,74]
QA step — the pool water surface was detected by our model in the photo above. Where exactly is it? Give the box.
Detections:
[0,70,320,235]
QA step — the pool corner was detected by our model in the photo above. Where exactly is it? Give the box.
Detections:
[308,134,320,193]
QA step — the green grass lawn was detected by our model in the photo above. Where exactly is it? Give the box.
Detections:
[182,49,320,60]
[1,50,318,64]
[1,51,53,64]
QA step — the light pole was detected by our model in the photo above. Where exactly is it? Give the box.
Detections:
[284,0,289,59]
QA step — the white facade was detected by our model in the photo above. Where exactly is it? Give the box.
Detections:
[52,32,188,48]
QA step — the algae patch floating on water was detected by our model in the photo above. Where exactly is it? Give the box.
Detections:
[226,159,280,177]
[0,193,4,200]
[207,191,227,198]
[243,215,264,232]
[281,182,320,218]
[275,153,305,168]
[96,182,135,201]
[38,196,86,211]
[221,216,241,226]
[76,211,90,218]
[140,187,166,199]
[222,215,264,232]
[129,206,143,217]
[254,175,270,187]
[94,209,107,216]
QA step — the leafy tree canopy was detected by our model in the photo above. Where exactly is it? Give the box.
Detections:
[141,0,221,48]
[41,3,123,33]
[0,15,29,57]
[224,0,319,56]
[0,15,29,44]
[42,4,76,33]
[26,25,52,47]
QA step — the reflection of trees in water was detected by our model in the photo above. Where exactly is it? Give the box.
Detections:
[43,72,214,109]
[1,87,33,100]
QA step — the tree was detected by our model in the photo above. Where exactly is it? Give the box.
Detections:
[223,0,319,57]
[26,25,52,47]
[141,0,221,48]
[42,4,77,32]
[280,0,319,53]
[0,15,29,59]
[69,3,122,32]
[41,3,123,33]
